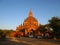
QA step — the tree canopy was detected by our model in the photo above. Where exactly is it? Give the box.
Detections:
[49,17,60,34]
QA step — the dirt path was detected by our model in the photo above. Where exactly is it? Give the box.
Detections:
[0,37,60,45]
[10,37,60,45]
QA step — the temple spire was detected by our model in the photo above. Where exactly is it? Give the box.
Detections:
[29,9,33,17]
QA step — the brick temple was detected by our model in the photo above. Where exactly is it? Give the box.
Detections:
[16,9,39,37]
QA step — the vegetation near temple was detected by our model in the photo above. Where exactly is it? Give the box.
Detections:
[0,29,15,36]
[49,17,60,38]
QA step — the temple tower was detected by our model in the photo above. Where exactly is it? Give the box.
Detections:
[23,9,38,35]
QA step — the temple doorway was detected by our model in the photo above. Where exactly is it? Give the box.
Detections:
[29,29,35,37]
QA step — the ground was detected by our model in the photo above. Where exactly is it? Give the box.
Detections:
[0,37,60,45]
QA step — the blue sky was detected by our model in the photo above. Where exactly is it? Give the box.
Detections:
[0,0,60,30]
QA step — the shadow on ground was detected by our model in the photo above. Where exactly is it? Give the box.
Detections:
[38,39,60,44]
[0,38,30,45]
[21,38,60,45]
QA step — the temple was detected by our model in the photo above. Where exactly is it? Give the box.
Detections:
[16,9,39,37]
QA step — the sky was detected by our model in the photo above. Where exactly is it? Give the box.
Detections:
[0,0,60,30]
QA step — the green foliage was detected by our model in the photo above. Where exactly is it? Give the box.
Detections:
[49,17,60,34]
[0,29,15,35]
[37,24,46,32]
[0,30,3,34]
[37,24,53,33]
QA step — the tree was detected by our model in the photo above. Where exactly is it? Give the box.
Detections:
[37,24,46,33]
[49,17,60,38]
[0,30,3,34]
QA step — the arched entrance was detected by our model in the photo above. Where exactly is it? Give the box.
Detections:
[29,29,35,37]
